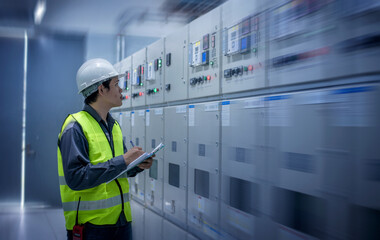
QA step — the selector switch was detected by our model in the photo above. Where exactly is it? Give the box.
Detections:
[238,66,243,75]
[165,84,171,91]
[190,78,197,86]
[224,69,231,78]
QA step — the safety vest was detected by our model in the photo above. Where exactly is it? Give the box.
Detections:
[57,111,132,230]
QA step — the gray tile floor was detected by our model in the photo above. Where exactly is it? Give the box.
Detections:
[0,207,67,240]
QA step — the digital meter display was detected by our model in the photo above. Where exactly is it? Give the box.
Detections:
[203,34,209,50]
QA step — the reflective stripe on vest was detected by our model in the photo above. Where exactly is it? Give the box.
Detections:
[59,175,128,186]
[62,193,130,211]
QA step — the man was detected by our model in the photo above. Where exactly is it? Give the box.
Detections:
[57,58,152,240]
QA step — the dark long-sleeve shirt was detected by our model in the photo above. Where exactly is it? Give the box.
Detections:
[58,104,143,191]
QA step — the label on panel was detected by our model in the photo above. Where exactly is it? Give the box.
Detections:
[222,101,230,126]
[146,110,150,126]
[189,105,195,126]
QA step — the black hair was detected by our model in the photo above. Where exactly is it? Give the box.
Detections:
[84,78,112,105]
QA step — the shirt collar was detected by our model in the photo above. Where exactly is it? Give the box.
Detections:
[83,104,115,126]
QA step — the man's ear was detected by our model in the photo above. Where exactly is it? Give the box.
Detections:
[98,84,104,96]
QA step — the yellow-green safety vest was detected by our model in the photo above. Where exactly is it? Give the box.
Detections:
[57,111,132,230]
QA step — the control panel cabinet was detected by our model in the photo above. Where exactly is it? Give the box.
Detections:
[146,39,165,105]
[188,7,222,99]
[145,107,164,213]
[221,0,266,93]
[163,105,188,227]
[131,48,147,107]
[187,102,221,239]
[130,110,146,203]
[164,26,189,102]
[220,97,266,240]
[268,0,337,86]
[119,56,133,109]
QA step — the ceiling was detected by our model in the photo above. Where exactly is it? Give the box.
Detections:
[0,0,226,37]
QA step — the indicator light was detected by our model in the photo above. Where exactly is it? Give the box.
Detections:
[210,61,214,65]
[207,75,211,80]
[248,65,253,71]
[153,88,157,93]
[244,66,248,71]
[158,58,162,68]
[125,96,129,100]
[139,92,143,96]
[140,83,143,86]
[126,87,129,90]
[203,76,207,81]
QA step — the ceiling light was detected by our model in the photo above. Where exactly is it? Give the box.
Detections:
[34,0,46,25]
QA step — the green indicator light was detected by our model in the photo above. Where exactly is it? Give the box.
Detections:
[154,88,157,93]
[252,48,257,53]
[140,83,143,86]
[210,61,214,65]
[204,76,207,81]
[126,87,129,90]
[244,66,248,71]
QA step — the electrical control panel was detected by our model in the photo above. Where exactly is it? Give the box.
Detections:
[130,109,146,203]
[131,48,147,107]
[187,102,221,239]
[220,97,266,239]
[188,7,222,99]
[145,107,164,213]
[221,0,266,93]
[119,111,132,146]
[268,0,336,86]
[163,105,188,227]
[164,25,189,102]
[119,56,132,109]
[326,0,380,79]
[146,39,164,105]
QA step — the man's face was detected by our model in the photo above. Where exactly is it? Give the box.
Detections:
[102,77,123,107]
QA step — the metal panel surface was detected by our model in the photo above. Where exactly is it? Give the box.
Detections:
[145,108,164,212]
[220,97,266,239]
[187,102,221,239]
[188,7,222,99]
[163,105,188,227]
[146,39,164,105]
[119,56,133,109]
[221,0,267,93]
[164,26,189,102]
[131,48,147,107]
[130,110,146,202]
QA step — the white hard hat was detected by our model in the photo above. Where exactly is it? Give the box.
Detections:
[76,58,126,97]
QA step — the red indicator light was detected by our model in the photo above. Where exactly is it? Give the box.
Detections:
[141,66,144,75]
[207,75,211,80]
[127,72,130,80]
[125,95,129,99]
[139,92,142,96]
[248,65,253,71]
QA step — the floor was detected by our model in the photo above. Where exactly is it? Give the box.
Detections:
[0,207,67,240]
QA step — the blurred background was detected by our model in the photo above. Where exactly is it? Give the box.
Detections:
[0,0,379,239]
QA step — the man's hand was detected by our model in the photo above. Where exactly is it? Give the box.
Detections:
[123,147,145,166]
[138,154,155,169]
